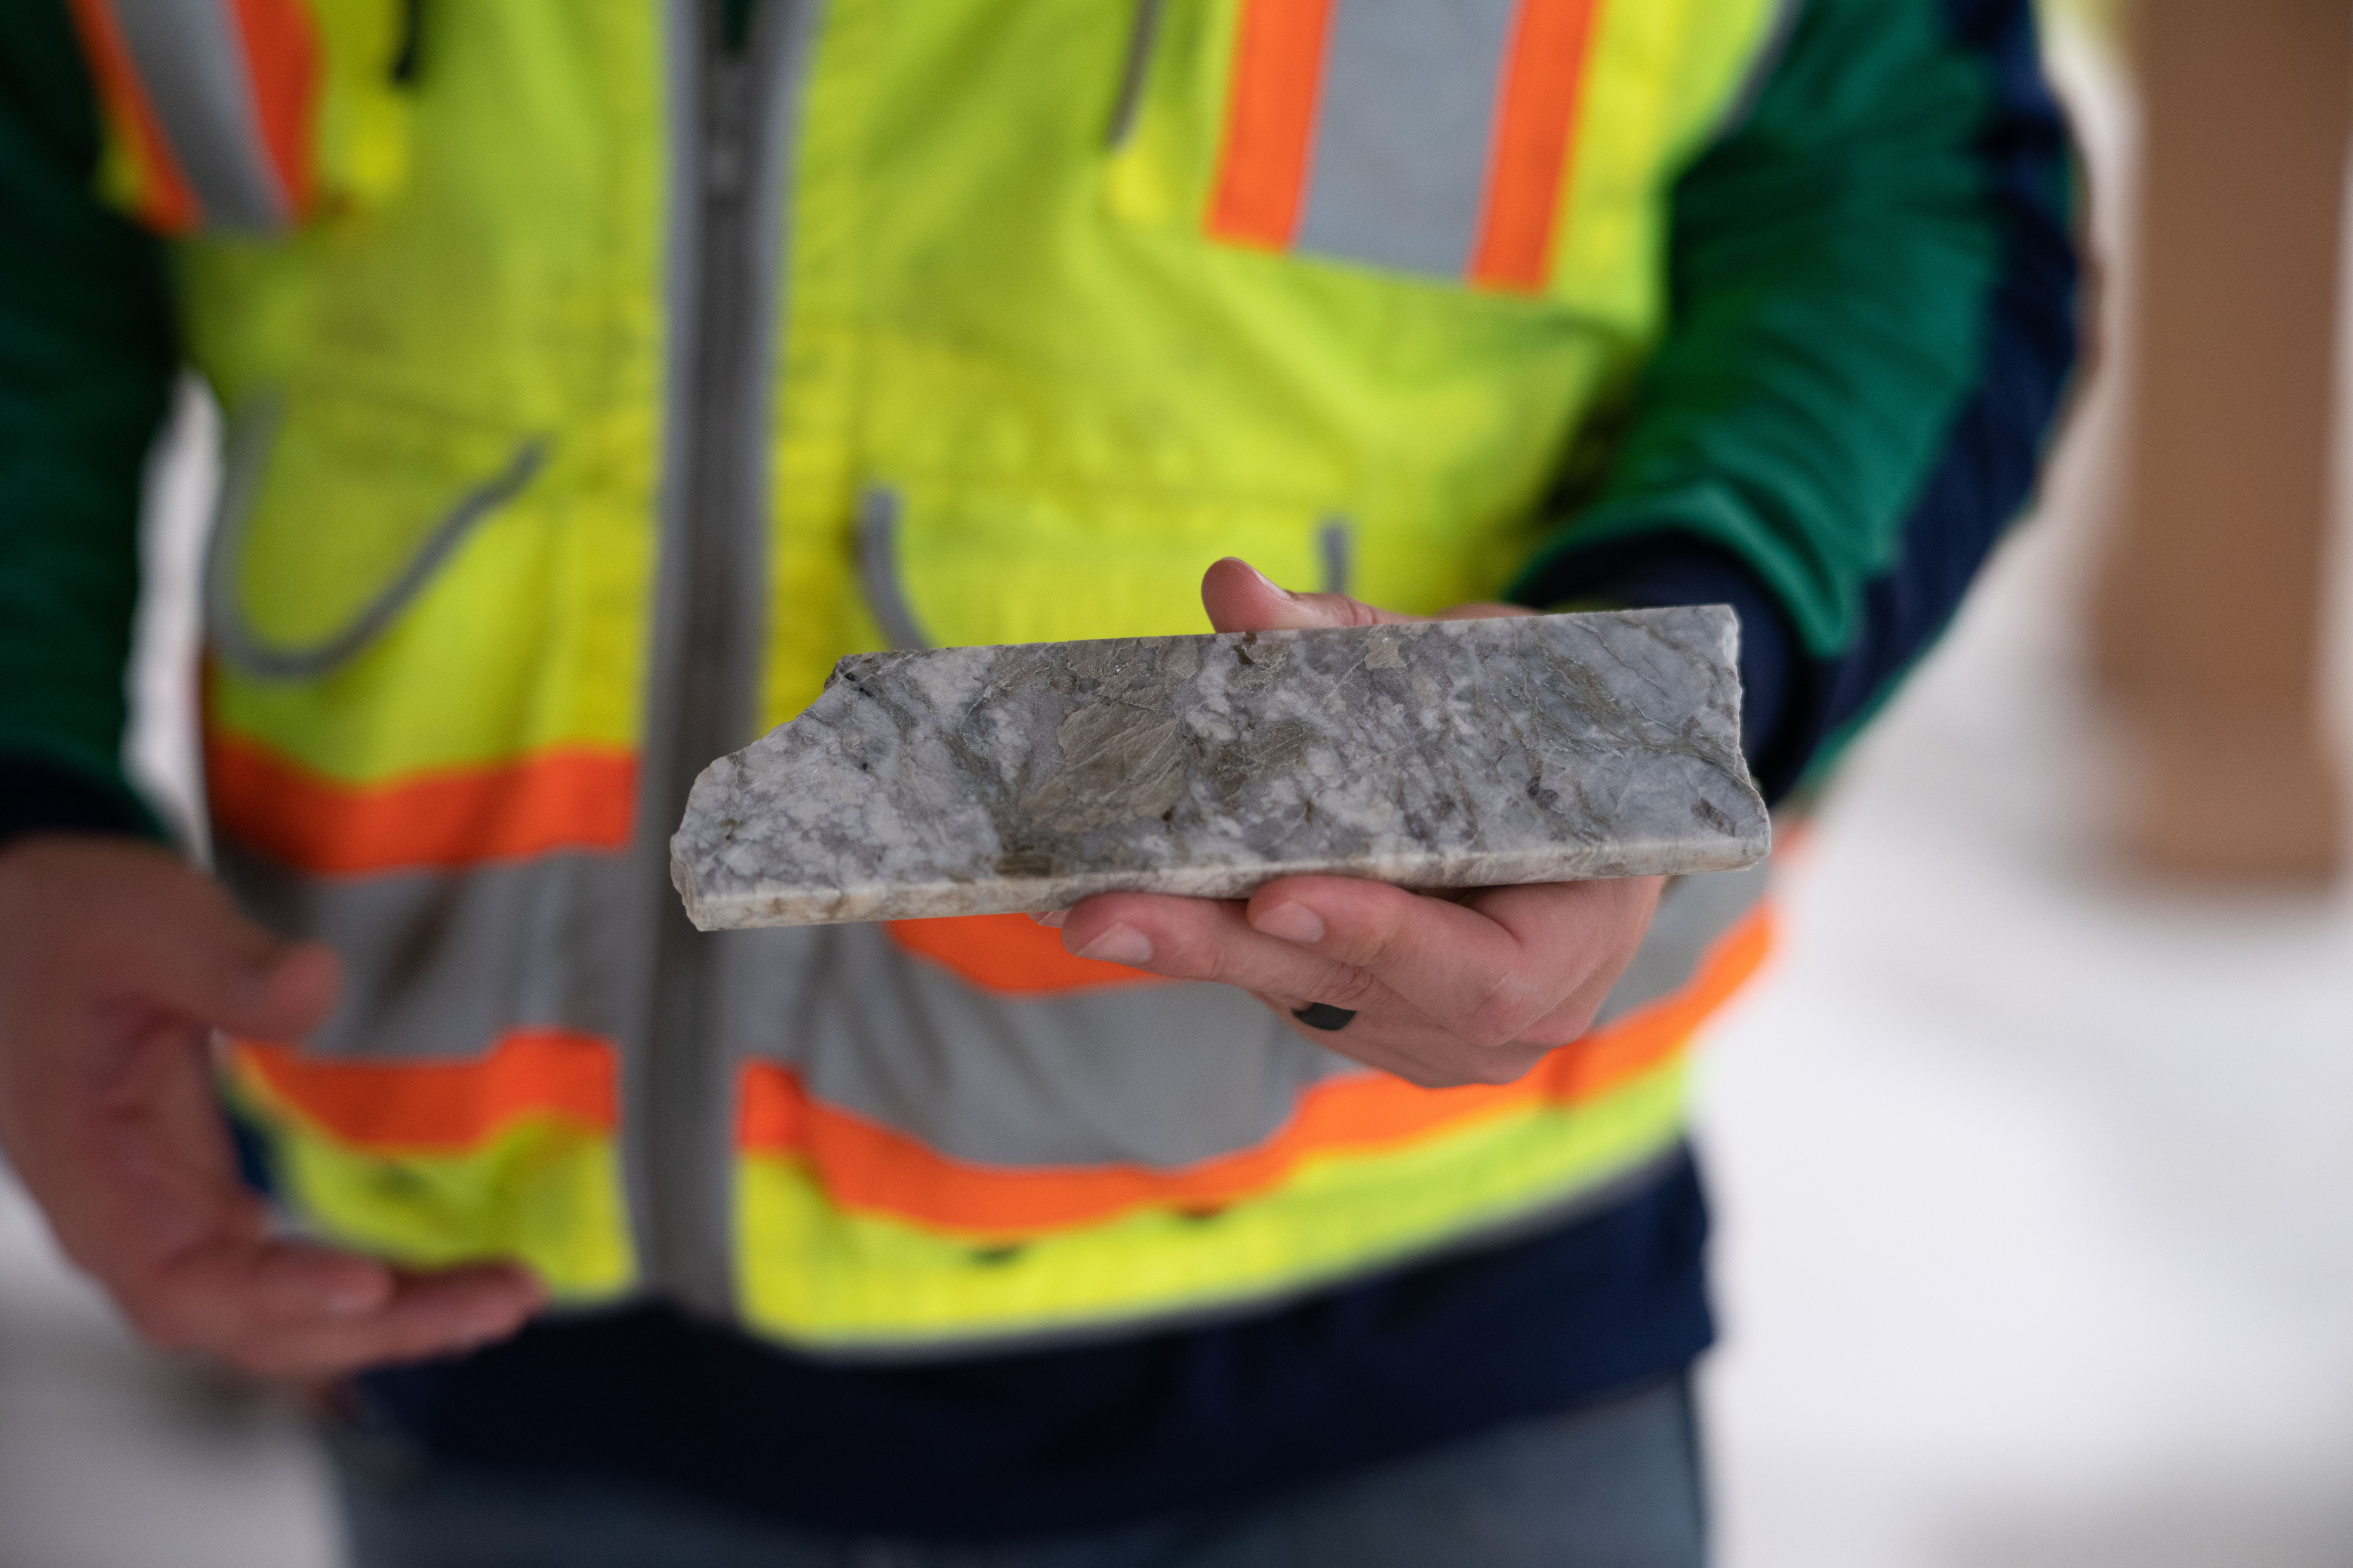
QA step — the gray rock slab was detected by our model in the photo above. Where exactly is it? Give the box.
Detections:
[672,606,1771,929]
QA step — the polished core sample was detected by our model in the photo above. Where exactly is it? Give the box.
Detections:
[672,606,1771,929]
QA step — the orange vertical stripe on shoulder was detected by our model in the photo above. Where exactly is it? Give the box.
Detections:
[62,0,201,233]
[234,1030,620,1151]
[205,733,639,872]
[1205,0,1337,250]
[886,914,1167,996]
[1469,0,1606,292]
[226,0,322,216]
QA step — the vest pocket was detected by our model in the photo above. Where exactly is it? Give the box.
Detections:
[207,386,551,681]
[855,476,1355,649]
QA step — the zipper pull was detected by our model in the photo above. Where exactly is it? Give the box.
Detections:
[706,56,751,201]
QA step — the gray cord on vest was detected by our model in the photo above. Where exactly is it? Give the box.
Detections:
[205,392,552,682]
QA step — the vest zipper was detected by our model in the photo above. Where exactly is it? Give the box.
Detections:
[634,0,809,1316]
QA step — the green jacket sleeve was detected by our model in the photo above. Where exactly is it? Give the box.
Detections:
[1515,0,2082,795]
[0,0,177,834]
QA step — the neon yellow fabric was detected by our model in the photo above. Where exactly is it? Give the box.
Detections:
[135,0,1782,1349]
[762,0,1782,725]
[182,4,668,783]
[228,1072,635,1301]
[304,0,416,214]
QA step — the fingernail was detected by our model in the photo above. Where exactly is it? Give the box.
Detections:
[1249,565,1297,600]
[1076,924,1153,965]
[1032,910,1069,929]
[1252,902,1325,946]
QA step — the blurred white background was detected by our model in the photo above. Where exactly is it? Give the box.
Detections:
[5,11,2352,1567]
[1701,18,2353,1564]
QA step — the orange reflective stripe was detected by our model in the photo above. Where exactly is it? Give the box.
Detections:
[64,0,200,233]
[206,732,638,872]
[742,903,1772,1234]
[1206,0,1336,249]
[226,0,320,216]
[885,913,1165,996]
[234,1030,619,1152]
[1469,0,1605,292]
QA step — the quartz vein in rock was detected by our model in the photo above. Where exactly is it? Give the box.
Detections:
[672,606,1770,929]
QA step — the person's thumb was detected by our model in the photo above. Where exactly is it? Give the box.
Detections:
[118,860,343,1045]
[217,940,342,1043]
[1199,556,1417,635]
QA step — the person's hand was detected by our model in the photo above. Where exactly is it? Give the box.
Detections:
[1051,558,1666,1089]
[0,836,542,1377]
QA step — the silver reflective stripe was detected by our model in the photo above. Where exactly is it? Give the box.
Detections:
[205,393,551,682]
[108,0,291,232]
[716,858,1763,1175]
[856,486,932,650]
[1294,0,1519,278]
[720,924,1354,1170]
[217,843,638,1059]
[1592,860,1770,1027]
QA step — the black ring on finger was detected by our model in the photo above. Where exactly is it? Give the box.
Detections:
[1292,1003,1357,1033]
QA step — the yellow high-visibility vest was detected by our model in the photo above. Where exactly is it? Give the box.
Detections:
[72,0,1784,1355]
